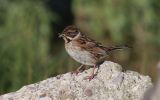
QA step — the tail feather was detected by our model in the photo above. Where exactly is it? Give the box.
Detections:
[105,45,132,52]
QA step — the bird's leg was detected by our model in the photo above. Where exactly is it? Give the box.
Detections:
[87,64,96,81]
[76,64,85,74]
[72,64,86,75]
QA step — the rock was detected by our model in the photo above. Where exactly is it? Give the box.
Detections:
[143,62,160,100]
[0,61,152,100]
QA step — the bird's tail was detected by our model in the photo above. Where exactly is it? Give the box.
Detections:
[105,45,132,52]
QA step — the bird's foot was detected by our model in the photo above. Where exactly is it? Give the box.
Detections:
[86,74,95,81]
[71,65,86,75]
[71,70,79,75]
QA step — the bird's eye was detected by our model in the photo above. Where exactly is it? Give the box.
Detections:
[75,30,78,33]
[68,32,76,38]
[69,32,75,35]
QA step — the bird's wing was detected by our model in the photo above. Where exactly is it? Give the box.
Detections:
[76,35,107,56]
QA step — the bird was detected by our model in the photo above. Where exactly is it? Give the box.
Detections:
[59,25,130,80]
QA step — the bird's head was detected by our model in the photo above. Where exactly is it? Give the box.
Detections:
[59,25,81,43]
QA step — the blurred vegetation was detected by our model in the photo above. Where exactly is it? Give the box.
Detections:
[0,0,52,93]
[73,0,160,80]
[0,0,160,94]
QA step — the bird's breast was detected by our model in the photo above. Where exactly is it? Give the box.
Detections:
[65,42,96,66]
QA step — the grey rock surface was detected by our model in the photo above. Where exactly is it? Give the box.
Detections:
[0,61,152,100]
[143,62,160,100]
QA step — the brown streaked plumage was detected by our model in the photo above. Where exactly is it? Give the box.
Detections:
[59,25,130,80]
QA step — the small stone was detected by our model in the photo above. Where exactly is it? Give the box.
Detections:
[84,89,93,97]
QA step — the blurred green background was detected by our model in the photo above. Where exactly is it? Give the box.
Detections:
[0,0,159,94]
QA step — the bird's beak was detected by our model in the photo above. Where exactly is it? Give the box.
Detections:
[58,33,64,38]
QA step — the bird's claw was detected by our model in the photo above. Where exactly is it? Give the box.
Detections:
[86,75,95,81]
[71,70,79,76]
